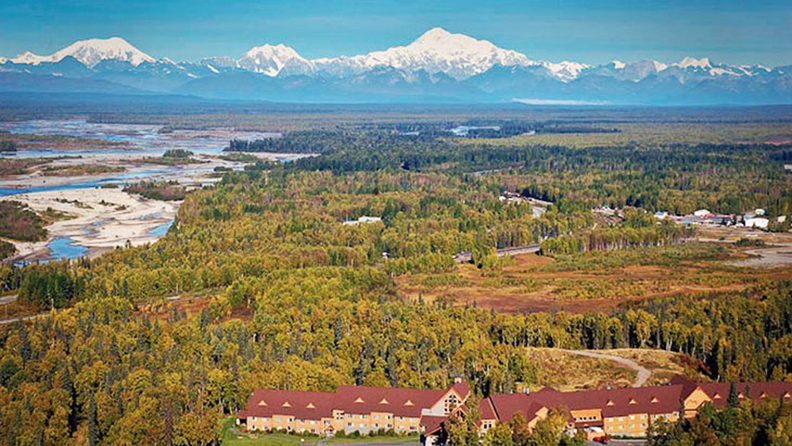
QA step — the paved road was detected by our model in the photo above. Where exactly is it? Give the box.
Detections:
[559,349,651,388]
[0,294,17,305]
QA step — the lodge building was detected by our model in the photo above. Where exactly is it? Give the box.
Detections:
[236,377,792,442]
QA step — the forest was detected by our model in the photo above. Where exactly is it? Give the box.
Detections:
[1,110,791,446]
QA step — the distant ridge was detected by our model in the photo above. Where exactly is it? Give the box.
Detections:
[2,29,791,105]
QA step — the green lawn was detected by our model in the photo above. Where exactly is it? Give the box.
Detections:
[220,418,420,446]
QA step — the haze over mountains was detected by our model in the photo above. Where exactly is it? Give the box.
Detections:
[2,28,790,104]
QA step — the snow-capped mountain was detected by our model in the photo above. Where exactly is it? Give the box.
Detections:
[11,37,154,67]
[237,44,313,77]
[315,28,538,80]
[1,28,790,104]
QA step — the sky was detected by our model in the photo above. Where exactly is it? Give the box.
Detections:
[1,0,790,66]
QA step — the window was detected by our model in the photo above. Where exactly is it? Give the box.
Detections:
[374,415,379,420]
[288,418,294,423]
[276,417,282,422]
[444,394,461,415]
[387,424,392,428]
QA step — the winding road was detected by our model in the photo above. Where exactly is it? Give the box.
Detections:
[559,349,652,387]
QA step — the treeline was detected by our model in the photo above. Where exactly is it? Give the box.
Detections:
[123,180,188,201]
[249,130,791,215]
[17,261,85,308]
[540,222,693,255]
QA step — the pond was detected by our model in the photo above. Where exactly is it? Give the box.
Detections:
[47,237,88,261]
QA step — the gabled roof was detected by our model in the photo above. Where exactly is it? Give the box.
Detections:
[690,381,792,408]
[489,385,684,420]
[488,393,550,424]
[240,389,336,419]
[422,415,448,435]
[334,384,447,417]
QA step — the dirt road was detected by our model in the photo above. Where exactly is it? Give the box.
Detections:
[559,349,652,387]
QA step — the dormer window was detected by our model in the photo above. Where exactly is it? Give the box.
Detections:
[354,397,364,404]
[651,397,659,403]
[404,400,414,406]
[307,403,316,409]
[629,399,637,405]
[379,398,390,405]
[606,400,615,406]
[258,400,268,406]
[282,401,292,408]
[713,393,721,400]
[738,393,744,399]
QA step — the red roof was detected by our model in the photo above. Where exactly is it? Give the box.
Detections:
[692,381,792,408]
[238,382,472,421]
[422,415,448,435]
[489,393,548,423]
[489,385,684,422]
[334,384,447,418]
[479,397,498,420]
[241,389,336,420]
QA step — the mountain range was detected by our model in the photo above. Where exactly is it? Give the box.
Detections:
[1,28,790,105]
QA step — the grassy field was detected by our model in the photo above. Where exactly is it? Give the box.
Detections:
[220,418,420,446]
[454,122,792,148]
[526,347,709,391]
[395,242,792,313]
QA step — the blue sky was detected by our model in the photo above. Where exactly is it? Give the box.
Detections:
[1,0,790,66]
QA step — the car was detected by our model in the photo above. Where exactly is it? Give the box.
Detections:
[593,435,610,444]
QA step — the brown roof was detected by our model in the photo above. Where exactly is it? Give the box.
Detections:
[241,389,336,420]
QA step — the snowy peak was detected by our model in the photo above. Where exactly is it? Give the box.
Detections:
[10,37,154,67]
[362,27,536,80]
[542,61,590,82]
[675,56,712,70]
[237,43,311,77]
[51,37,154,67]
[11,51,50,65]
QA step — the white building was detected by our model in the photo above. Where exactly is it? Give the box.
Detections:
[693,209,711,217]
[744,217,769,229]
[342,216,382,226]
